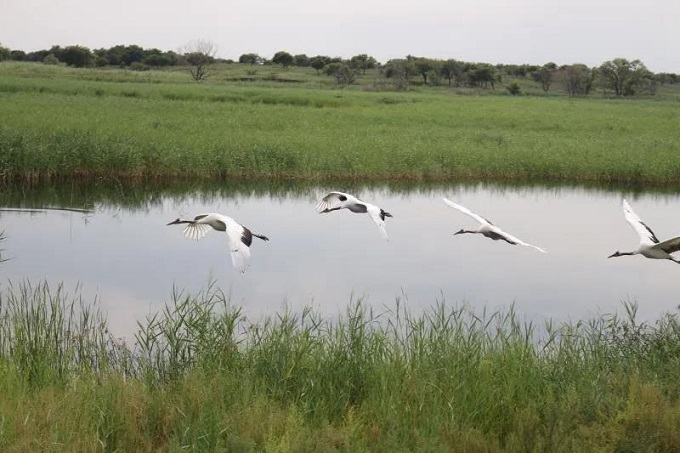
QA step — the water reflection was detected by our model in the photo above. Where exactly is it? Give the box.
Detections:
[1,180,679,339]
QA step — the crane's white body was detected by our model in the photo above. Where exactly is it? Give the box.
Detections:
[609,199,680,263]
[167,213,269,273]
[316,191,392,240]
[442,197,547,253]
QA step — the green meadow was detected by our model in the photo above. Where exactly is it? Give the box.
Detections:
[1,62,680,186]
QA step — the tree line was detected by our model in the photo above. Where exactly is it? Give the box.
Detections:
[1,42,678,96]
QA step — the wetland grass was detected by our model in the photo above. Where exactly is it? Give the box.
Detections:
[1,63,680,187]
[0,281,680,450]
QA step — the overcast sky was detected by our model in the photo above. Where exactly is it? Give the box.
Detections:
[2,0,678,72]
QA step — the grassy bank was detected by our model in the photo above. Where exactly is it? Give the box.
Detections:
[1,281,680,450]
[1,63,680,187]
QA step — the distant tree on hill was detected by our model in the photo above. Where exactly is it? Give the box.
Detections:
[239,53,262,65]
[0,45,10,61]
[599,58,652,96]
[180,40,217,81]
[293,54,310,67]
[10,50,26,61]
[272,51,294,68]
[43,54,60,65]
[384,59,417,90]
[560,64,596,96]
[413,57,441,85]
[441,59,464,87]
[531,64,556,92]
[466,63,499,89]
[310,56,329,74]
[349,54,377,75]
[61,45,93,67]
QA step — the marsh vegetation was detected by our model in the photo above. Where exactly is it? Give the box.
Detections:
[1,62,679,187]
[1,282,680,450]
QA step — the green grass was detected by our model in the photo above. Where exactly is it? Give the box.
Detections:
[1,281,680,450]
[1,62,680,187]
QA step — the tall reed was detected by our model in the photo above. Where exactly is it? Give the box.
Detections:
[1,281,680,450]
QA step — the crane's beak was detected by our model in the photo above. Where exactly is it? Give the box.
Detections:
[167,218,182,225]
[453,229,465,235]
[607,251,619,258]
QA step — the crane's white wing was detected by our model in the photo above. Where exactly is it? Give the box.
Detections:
[654,236,680,255]
[225,223,251,273]
[622,199,660,245]
[315,191,358,213]
[183,223,213,240]
[442,197,492,226]
[493,228,547,253]
[367,205,389,240]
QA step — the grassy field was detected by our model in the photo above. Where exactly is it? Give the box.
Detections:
[0,281,679,451]
[1,62,680,187]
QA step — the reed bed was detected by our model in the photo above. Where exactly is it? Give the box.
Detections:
[0,281,679,450]
[1,64,680,187]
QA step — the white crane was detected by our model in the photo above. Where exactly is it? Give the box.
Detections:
[608,199,680,264]
[167,213,269,273]
[316,191,393,240]
[442,197,547,253]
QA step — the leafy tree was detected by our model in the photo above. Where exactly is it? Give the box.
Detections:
[61,45,93,67]
[143,53,174,67]
[293,54,310,67]
[310,56,329,74]
[383,59,417,90]
[180,40,217,81]
[349,54,377,75]
[413,58,441,85]
[272,51,294,68]
[43,54,60,65]
[441,59,464,87]
[323,63,356,86]
[531,64,555,92]
[239,53,262,65]
[599,58,652,96]
[0,45,10,61]
[560,64,595,96]
[10,50,26,61]
[506,82,521,96]
[466,63,499,89]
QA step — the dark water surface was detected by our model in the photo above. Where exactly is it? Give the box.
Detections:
[1,181,679,339]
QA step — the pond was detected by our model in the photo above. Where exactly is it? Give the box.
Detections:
[1,181,679,339]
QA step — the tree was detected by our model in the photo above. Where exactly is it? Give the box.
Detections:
[0,45,10,62]
[466,63,499,89]
[560,64,595,96]
[61,45,93,67]
[310,56,329,74]
[272,51,294,68]
[413,58,440,85]
[441,59,464,87]
[349,54,377,75]
[10,50,26,61]
[239,53,262,65]
[383,59,417,90]
[180,40,217,82]
[531,64,555,92]
[599,58,652,96]
[293,54,310,67]
[506,82,521,96]
[323,63,356,86]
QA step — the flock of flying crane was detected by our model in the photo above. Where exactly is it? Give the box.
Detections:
[167,192,680,273]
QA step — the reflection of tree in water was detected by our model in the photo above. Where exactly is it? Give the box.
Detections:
[0,177,668,214]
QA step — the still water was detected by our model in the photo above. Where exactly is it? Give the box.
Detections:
[1,182,679,339]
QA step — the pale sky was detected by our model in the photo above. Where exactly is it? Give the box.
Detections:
[2,0,679,72]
